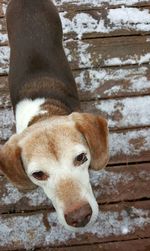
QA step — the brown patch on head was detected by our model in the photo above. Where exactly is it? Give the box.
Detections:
[56,178,82,211]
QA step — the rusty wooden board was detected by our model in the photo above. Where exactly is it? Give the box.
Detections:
[0,201,150,250]
[0,163,150,214]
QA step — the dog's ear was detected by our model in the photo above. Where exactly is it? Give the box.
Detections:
[71,112,109,170]
[0,134,36,191]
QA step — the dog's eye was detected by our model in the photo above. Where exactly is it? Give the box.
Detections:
[32,171,48,180]
[74,153,88,166]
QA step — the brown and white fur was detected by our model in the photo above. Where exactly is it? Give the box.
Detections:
[0,0,109,231]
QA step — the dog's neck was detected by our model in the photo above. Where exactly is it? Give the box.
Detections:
[15,98,71,134]
[15,76,81,134]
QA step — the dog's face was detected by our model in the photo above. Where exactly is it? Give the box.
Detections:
[0,113,109,231]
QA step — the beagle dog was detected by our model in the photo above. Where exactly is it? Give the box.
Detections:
[0,0,109,231]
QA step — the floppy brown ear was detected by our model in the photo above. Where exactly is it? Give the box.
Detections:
[71,112,109,170]
[0,134,36,191]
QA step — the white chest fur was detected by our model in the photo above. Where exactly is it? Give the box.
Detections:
[15,98,46,133]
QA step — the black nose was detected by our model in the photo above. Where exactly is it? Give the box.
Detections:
[65,203,92,228]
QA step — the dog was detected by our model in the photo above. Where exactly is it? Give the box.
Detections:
[0,0,109,231]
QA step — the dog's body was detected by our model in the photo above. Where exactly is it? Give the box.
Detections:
[0,0,109,231]
[7,0,80,133]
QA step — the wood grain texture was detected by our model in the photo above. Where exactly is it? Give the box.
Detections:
[81,95,150,129]
[0,201,150,250]
[1,64,150,103]
[76,65,150,101]
[0,163,150,213]
[0,17,6,31]
[1,36,150,74]
[64,35,150,69]
[0,0,150,12]
[60,7,150,39]
[1,7,150,39]
[41,238,150,251]
[1,95,150,135]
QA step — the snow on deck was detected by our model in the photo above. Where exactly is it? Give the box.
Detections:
[0,0,150,250]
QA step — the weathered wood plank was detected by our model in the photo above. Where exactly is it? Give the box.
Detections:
[1,36,150,74]
[40,238,150,251]
[0,17,6,31]
[0,31,7,46]
[109,128,150,164]
[1,7,150,39]
[0,76,10,107]
[0,2,6,17]
[0,46,9,74]
[1,0,150,13]
[1,65,150,103]
[57,7,150,39]
[0,163,150,213]
[82,96,150,129]
[76,65,150,101]
[0,201,150,250]
[64,35,150,69]
[1,95,150,136]
[0,108,14,140]
[54,0,150,10]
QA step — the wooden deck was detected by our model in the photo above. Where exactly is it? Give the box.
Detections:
[0,0,150,250]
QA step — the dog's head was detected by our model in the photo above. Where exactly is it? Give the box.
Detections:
[0,112,109,231]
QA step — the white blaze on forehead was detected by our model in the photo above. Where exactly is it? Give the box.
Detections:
[16,98,47,133]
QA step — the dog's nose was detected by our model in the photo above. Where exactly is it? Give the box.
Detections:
[65,203,92,228]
